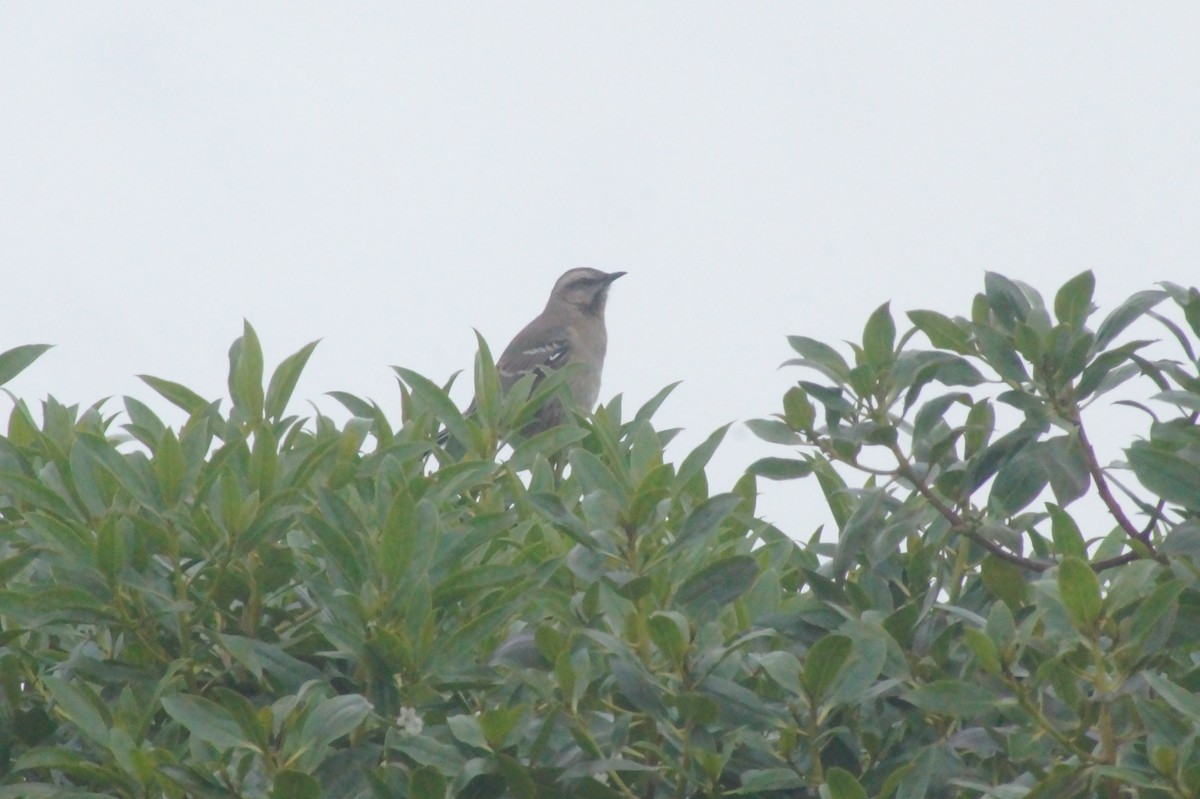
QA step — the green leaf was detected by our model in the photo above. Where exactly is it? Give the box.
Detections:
[409,767,448,799]
[326,390,376,418]
[675,556,758,611]
[96,518,124,585]
[429,601,520,672]
[43,677,110,747]
[271,771,320,799]
[903,680,1002,717]
[612,658,666,715]
[379,489,420,584]
[479,706,524,750]
[786,336,851,379]
[568,448,627,501]
[964,399,995,459]
[216,633,322,692]
[391,736,466,777]
[470,331,501,425]
[673,493,741,550]
[75,433,156,507]
[973,326,1029,383]
[1095,289,1167,349]
[447,713,490,750]
[265,339,318,422]
[527,491,591,547]
[757,651,804,696]
[984,272,1033,327]
[299,694,371,755]
[648,611,689,665]
[863,302,896,368]
[1053,270,1095,329]
[907,310,970,353]
[802,634,852,702]
[1127,443,1200,511]
[138,374,212,417]
[211,687,270,752]
[495,752,538,798]
[154,427,186,506]
[831,488,887,577]
[229,320,265,419]
[1038,435,1090,507]
[989,444,1048,515]
[981,555,1028,606]
[811,455,854,529]
[825,768,868,799]
[1144,672,1200,724]
[731,769,805,793]
[1075,340,1153,400]
[631,381,681,426]
[672,691,719,725]
[912,391,968,445]
[1047,503,1087,558]
[161,694,247,751]
[747,456,813,480]
[970,423,1044,494]
[0,344,52,386]
[963,628,1002,675]
[507,425,589,471]
[744,418,803,446]
[677,424,730,487]
[1128,579,1186,648]
[1058,557,1101,631]
[783,385,816,432]
[1153,389,1200,411]
[395,366,471,449]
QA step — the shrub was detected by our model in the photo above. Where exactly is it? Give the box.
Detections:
[0,272,1197,798]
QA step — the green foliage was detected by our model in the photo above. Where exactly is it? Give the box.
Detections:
[1,275,1199,798]
[751,271,1200,797]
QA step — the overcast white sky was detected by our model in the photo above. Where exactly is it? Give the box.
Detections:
[2,5,1198,533]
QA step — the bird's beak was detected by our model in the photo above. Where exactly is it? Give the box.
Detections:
[604,271,627,283]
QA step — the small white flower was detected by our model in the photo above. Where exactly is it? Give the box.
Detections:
[397,706,423,736]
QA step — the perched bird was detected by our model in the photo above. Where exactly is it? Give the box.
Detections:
[442,268,625,450]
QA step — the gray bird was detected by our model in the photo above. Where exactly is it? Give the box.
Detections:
[441,268,625,451]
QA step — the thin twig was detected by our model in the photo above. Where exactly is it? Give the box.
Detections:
[1073,422,1147,547]
[886,440,1052,573]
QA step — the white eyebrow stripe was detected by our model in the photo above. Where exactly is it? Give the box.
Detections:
[522,342,564,355]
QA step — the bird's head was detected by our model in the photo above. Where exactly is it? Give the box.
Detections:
[546,268,626,317]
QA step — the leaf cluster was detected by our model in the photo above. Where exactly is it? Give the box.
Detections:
[749,271,1200,797]
[0,272,1199,798]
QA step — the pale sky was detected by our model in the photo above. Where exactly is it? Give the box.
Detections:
[2,5,1198,533]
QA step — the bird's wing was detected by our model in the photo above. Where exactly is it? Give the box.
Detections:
[496,323,571,390]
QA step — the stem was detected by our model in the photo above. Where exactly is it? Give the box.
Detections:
[1009,675,1097,763]
[886,440,1052,573]
[1072,422,1148,548]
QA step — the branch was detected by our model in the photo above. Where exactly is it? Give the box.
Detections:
[886,440,1052,573]
[1073,421,1149,548]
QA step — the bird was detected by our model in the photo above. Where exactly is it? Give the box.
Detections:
[440,268,625,452]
